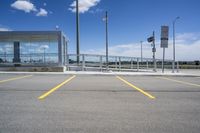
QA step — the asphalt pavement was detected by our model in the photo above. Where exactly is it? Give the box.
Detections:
[0,74,200,133]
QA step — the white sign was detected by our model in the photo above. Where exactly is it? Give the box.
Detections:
[161,26,169,48]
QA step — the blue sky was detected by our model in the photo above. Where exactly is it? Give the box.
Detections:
[0,0,200,61]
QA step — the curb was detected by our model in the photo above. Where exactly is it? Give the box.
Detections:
[0,71,200,77]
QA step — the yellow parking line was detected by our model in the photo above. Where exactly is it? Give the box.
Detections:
[116,76,155,99]
[0,75,32,83]
[157,77,200,88]
[38,75,76,100]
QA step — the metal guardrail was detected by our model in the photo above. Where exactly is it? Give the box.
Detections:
[66,54,175,72]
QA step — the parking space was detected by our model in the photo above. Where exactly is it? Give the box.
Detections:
[0,74,200,133]
[121,76,200,93]
[158,76,200,87]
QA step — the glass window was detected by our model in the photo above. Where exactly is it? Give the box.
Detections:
[20,40,59,64]
[0,42,13,63]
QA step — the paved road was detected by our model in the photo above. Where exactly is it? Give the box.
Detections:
[0,74,200,133]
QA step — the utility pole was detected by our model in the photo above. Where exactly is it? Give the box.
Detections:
[76,0,80,64]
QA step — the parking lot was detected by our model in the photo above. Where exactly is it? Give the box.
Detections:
[0,73,200,133]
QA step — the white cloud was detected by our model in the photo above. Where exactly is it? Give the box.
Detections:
[43,3,47,6]
[89,8,103,14]
[176,33,200,44]
[36,8,48,16]
[69,0,101,13]
[0,27,11,31]
[11,0,37,13]
[82,32,200,61]
[11,0,48,17]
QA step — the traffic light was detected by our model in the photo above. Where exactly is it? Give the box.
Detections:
[147,36,154,43]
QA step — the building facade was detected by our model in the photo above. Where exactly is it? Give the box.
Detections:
[0,31,68,67]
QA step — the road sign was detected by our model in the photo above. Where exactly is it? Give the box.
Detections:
[161,26,169,48]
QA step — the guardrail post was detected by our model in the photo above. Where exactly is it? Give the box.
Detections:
[115,57,118,70]
[131,58,133,69]
[82,55,85,71]
[137,58,139,71]
[146,60,149,69]
[66,54,69,71]
[153,59,157,72]
[177,61,179,73]
[119,57,121,71]
[100,56,102,71]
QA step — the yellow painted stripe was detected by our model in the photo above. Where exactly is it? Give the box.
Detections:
[116,76,155,99]
[38,75,76,100]
[157,77,200,88]
[0,75,32,83]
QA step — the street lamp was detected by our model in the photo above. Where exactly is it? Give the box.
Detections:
[76,0,80,64]
[103,11,109,70]
[172,16,180,73]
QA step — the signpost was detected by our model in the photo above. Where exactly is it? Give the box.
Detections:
[161,26,169,73]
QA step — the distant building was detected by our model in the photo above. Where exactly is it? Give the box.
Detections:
[0,31,68,71]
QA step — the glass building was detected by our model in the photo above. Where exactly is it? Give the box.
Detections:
[0,31,68,67]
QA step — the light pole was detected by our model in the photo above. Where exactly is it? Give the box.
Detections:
[76,0,80,64]
[172,16,180,73]
[103,11,109,70]
[140,41,143,62]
